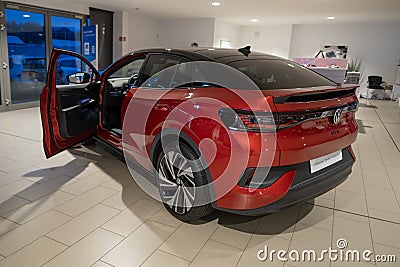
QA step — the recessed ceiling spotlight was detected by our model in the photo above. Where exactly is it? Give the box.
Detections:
[212,2,221,6]
[327,16,335,20]
[23,14,30,18]
[251,19,259,23]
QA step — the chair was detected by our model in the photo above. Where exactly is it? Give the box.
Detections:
[368,76,384,89]
[367,76,385,99]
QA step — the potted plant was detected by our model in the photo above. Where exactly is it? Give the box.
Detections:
[347,58,362,72]
[345,58,363,84]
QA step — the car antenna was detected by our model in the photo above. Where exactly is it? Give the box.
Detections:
[238,46,251,57]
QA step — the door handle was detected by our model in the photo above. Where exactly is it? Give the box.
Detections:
[2,62,7,70]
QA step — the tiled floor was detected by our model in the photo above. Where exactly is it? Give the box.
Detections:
[0,99,399,267]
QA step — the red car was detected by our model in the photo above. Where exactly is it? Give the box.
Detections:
[40,48,358,221]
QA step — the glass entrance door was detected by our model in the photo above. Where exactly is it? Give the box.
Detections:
[0,6,7,111]
[6,8,46,105]
[0,3,84,112]
[50,15,82,79]
[51,15,81,53]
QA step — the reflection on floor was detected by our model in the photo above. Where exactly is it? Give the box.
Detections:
[0,98,399,266]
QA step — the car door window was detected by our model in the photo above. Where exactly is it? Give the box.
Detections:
[139,54,188,88]
[109,58,145,79]
[107,58,145,90]
[56,54,95,85]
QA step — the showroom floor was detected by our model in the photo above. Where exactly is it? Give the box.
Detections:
[0,99,399,267]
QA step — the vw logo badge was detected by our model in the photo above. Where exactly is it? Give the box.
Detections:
[332,109,342,124]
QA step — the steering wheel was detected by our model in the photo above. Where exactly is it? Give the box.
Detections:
[128,73,139,89]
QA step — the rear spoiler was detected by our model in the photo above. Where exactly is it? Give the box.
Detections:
[273,86,358,104]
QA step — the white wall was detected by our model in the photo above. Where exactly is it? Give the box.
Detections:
[290,22,400,84]
[124,16,216,54]
[9,0,89,14]
[121,14,400,86]
[238,24,293,59]
[126,13,159,52]
[113,11,131,61]
[157,18,215,48]
[11,1,400,85]
[213,19,240,48]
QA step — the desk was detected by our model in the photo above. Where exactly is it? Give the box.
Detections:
[309,67,347,84]
[393,84,400,100]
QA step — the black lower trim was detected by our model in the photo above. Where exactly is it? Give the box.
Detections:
[238,147,353,189]
[216,147,355,216]
[95,137,158,186]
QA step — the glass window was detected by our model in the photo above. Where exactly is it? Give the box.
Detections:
[3,7,84,106]
[6,9,46,104]
[109,58,145,79]
[139,54,186,88]
[56,54,92,85]
[106,58,145,92]
[51,16,81,54]
[228,59,337,90]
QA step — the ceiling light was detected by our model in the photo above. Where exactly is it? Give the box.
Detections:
[211,2,221,6]
[250,19,259,23]
[327,16,335,20]
[23,14,30,18]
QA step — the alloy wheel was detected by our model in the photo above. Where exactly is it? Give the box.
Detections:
[158,150,196,214]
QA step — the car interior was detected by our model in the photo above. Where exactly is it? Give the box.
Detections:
[54,53,192,139]
[101,54,186,136]
[57,83,100,138]
[102,58,145,136]
[54,55,100,139]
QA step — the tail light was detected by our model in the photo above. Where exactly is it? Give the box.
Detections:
[218,108,276,132]
[218,102,358,132]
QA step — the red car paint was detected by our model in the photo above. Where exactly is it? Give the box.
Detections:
[41,48,358,213]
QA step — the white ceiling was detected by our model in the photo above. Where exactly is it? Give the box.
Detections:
[73,0,400,25]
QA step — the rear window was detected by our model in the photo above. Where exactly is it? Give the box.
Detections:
[228,59,337,90]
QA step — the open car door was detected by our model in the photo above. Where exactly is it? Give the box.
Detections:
[40,49,100,158]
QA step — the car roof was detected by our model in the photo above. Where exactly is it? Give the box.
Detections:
[133,47,284,64]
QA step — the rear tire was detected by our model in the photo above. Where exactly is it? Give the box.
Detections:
[155,141,213,222]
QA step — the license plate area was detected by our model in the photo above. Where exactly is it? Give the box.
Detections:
[310,150,343,174]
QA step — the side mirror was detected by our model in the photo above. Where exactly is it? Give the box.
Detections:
[67,72,91,84]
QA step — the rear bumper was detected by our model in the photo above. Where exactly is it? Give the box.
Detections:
[215,147,355,215]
